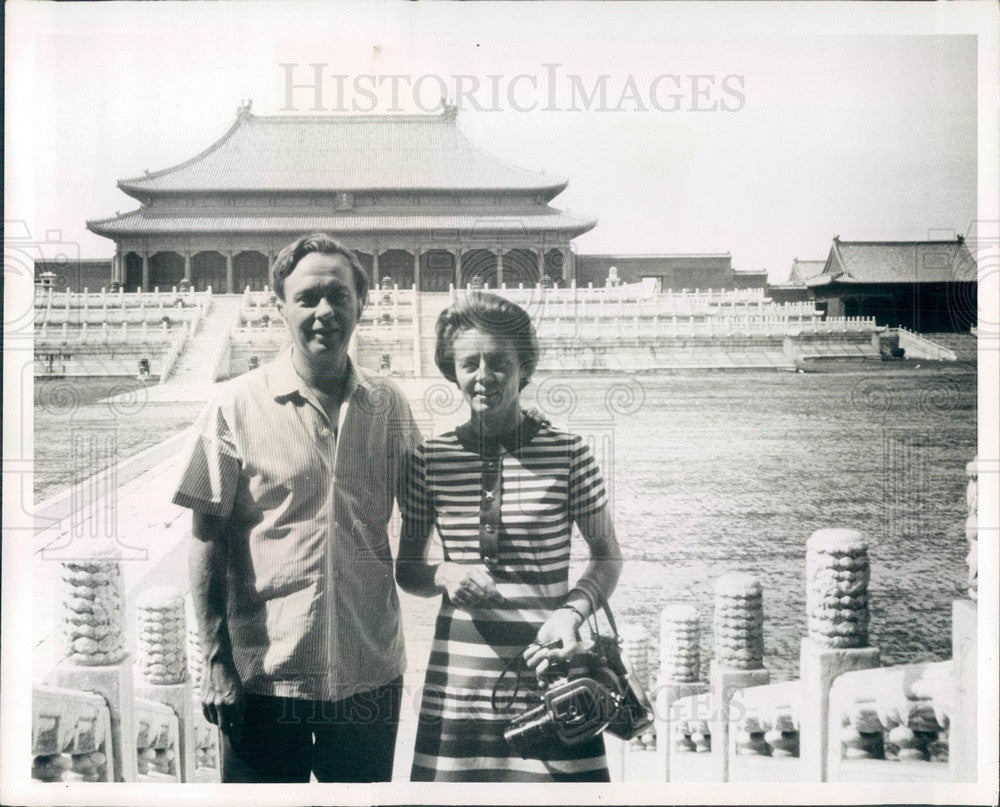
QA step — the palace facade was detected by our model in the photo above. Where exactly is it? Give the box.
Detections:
[87,102,596,293]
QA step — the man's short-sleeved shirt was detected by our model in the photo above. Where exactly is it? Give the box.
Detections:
[173,350,421,701]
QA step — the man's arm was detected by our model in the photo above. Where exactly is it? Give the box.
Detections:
[189,511,245,740]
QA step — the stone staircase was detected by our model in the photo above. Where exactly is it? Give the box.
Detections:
[162,295,244,385]
[417,292,453,376]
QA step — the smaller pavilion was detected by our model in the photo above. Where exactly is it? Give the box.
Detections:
[806,236,978,331]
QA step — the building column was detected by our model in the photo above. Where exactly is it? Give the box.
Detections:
[564,247,574,283]
[372,250,380,286]
[454,249,463,288]
[413,247,421,291]
[536,249,544,284]
[495,246,503,286]
[267,251,277,292]
[183,252,192,283]
[141,252,150,292]
[225,251,234,294]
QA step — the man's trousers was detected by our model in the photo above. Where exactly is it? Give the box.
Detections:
[220,676,404,783]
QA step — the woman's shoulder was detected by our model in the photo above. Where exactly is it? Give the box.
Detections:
[418,430,462,452]
[531,420,584,447]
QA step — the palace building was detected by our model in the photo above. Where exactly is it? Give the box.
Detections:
[806,236,978,332]
[87,102,596,293]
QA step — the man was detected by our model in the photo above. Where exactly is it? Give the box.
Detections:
[173,233,421,782]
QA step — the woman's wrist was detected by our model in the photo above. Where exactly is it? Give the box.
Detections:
[556,602,587,625]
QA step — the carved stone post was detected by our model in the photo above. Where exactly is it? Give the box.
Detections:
[710,573,769,781]
[52,552,137,781]
[800,528,879,782]
[951,457,979,781]
[624,622,657,744]
[655,605,704,781]
[134,587,195,781]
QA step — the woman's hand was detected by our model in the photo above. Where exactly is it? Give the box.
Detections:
[435,562,504,609]
[524,609,585,673]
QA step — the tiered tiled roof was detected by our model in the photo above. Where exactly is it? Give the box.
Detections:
[808,238,977,286]
[87,209,594,236]
[787,259,826,286]
[117,109,567,196]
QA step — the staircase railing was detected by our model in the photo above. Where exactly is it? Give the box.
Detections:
[896,327,958,361]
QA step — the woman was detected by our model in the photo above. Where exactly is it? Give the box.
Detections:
[396,292,623,782]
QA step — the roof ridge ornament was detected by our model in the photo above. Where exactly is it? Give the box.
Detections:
[441,99,458,120]
[237,98,254,118]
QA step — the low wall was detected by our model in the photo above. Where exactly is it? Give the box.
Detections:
[33,346,176,379]
[31,458,981,786]
[536,335,791,371]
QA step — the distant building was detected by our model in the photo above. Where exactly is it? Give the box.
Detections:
[34,259,113,293]
[87,102,596,293]
[574,253,763,290]
[767,258,826,303]
[731,268,768,291]
[806,236,977,331]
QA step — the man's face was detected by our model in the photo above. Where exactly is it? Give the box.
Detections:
[278,251,361,366]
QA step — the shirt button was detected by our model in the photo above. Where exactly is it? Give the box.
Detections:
[319,426,330,437]
[484,524,495,533]
[484,491,494,500]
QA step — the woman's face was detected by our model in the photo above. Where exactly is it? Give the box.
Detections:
[452,328,522,426]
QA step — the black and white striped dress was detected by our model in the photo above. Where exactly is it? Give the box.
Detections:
[403,421,611,782]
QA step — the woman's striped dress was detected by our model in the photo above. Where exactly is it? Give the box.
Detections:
[403,420,611,782]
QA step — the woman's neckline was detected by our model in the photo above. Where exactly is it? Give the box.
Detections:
[454,410,545,457]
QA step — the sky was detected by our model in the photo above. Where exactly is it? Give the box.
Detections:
[7,2,983,283]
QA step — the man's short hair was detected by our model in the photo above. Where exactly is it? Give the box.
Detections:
[434,291,539,390]
[271,233,370,312]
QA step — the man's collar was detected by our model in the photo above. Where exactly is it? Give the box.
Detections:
[266,348,373,402]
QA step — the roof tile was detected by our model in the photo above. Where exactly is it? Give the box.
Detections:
[807,240,977,285]
[119,113,565,194]
[87,208,596,237]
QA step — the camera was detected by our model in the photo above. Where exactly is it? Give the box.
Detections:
[501,635,654,760]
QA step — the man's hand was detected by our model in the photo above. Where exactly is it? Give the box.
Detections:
[435,562,504,609]
[203,659,246,743]
[524,609,588,674]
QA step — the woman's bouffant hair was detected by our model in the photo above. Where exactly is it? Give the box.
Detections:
[271,232,369,313]
[434,292,539,389]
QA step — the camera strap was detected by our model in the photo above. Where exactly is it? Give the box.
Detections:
[574,580,621,641]
[490,639,564,715]
[490,654,522,715]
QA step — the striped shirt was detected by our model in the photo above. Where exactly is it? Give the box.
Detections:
[403,422,610,781]
[173,349,421,701]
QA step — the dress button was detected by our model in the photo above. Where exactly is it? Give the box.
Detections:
[484,491,494,500]
[484,524,495,533]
